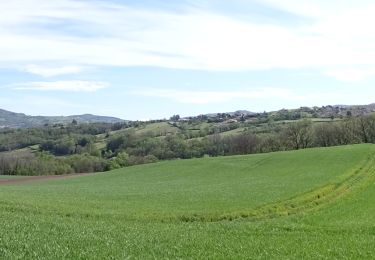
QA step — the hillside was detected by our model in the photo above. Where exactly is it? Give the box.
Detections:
[2,106,375,177]
[0,144,374,258]
[193,103,375,122]
[0,108,124,128]
[2,103,375,129]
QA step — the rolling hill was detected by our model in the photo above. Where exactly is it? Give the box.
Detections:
[1,144,375,258]
[2,102,375,129]
[0,108,124,128]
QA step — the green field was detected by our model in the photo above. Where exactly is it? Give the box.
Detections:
[1,144,375,258]
[0,175,23,179]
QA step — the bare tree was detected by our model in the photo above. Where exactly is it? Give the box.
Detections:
[282,120,312,150]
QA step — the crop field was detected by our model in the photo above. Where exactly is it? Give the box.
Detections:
[0,175,23,179]
[1,144,375,258]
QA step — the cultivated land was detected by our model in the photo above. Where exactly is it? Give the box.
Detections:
[1,144,375,258]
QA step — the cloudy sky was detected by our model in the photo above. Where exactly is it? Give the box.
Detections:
[1,0,375,120]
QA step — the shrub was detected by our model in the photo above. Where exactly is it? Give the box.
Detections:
[65,154,108,173]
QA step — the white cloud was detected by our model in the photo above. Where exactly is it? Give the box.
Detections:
[25,64,84,77]
[133,88,304,104]
[1,0,375,81]
[12,80,108,92]
[326,67,375,82]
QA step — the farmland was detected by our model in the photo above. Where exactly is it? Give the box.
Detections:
[3,0,375,258]
[3,103,375,179]
[1,144,375,258]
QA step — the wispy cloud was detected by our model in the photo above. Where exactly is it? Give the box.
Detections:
[12,80,108,92]
[133,88,304,104]
[24,64,85,77]
[1,0,375,81]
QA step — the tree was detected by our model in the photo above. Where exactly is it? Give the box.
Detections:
[204,133,225,156]
[170,114,180,122]
[282,120,312,150]
[227,132,258,155]
[106,130,136,152]
[313,122,343,147]
[355,115,375,143]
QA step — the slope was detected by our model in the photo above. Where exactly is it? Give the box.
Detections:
[0,144,375,258]
[0,108,124,128]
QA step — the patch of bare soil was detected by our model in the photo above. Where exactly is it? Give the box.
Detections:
[0,173,91,185]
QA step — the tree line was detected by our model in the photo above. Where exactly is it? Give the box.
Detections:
[1,114,375,175]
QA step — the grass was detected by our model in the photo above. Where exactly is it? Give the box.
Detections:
[218,127,245,136]
[135,122,179,136]
[0,175,23,179]
[1,144,375,258]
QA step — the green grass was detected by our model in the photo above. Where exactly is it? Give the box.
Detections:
[0,175,23,179]
[1,144,375,258]
[218,127,245,136]
[135,122,179,136]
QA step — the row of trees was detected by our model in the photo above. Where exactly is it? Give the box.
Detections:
[2,114,375,175]
[105,115,375,164]
[0,123,114,152]
[0,152,72,176]
[0,152,110,176]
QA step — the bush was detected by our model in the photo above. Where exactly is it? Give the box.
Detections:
[128,155,158,166]
[65,154,108,173]
[0,152,72,176]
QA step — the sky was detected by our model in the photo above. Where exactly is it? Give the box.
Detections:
[1,0,375,120]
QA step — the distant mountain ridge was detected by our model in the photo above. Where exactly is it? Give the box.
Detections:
[0,109,124,128]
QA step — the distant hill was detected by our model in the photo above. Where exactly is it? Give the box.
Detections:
[0,109,124,128]
[2,103,375,129]
[197,110,255,119]
[185,104,375,122]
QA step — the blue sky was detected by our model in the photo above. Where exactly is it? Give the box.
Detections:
[1,0,375,120]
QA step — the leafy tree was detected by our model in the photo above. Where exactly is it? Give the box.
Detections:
[170,114,180,122]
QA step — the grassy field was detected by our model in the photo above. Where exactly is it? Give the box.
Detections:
[0,175,23,179]
[1,144,375,258]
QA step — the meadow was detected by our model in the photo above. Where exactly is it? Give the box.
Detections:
[1,144,375,258]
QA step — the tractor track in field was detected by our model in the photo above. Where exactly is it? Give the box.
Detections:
[174,155,375,223]
[2,150,375,224]
[0,173,91,185]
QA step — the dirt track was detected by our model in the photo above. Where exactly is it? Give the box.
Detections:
[0,173,90,185]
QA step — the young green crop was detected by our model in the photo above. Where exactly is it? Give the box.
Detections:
[1,144,375,258]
